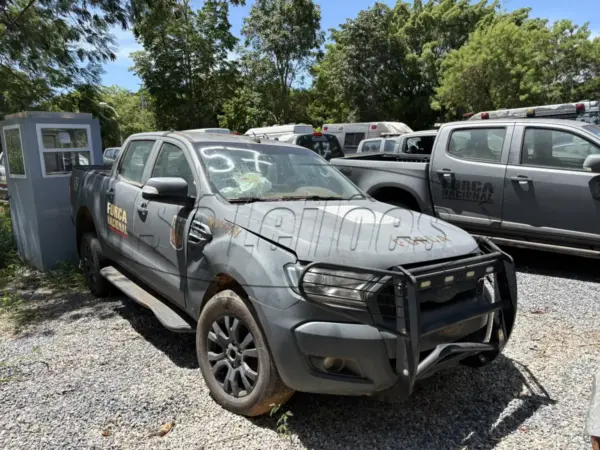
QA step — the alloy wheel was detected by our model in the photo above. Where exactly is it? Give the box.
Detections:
[206,315,259,398]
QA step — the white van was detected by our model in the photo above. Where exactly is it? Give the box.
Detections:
[322,121,413,153]
[244,124,314,139]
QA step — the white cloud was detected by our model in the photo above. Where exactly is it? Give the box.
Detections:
[110,27,142,65]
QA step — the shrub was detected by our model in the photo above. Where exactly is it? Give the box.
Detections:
[0,206,17,269]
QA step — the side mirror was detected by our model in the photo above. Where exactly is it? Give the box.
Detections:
[142,177,190,201]
[584,154,600,173]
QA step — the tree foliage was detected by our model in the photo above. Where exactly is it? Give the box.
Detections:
[241,0,324,123]
[131,0,241,130]
[435,15,600,117]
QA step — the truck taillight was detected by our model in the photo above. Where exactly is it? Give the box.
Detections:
[481,112,489,120]
[370,124,377,130]
[323,126,328,131]
[576,103,585,112]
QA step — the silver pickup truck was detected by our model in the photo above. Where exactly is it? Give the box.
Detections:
[331,118,600,258]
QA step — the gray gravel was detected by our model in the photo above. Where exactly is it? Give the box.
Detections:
[1,249,599,449]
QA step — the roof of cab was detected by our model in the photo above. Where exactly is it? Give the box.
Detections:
[126,130,304,149]
[441,118,596,129]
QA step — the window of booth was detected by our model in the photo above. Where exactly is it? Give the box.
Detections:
[2,125,27,178]
[36,124,93,177]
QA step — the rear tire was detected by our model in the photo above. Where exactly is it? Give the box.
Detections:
[196,290,294,416]
[80,233,110,297]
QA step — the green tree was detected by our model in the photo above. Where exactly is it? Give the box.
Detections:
[434,14,600,115]
[241,0,324,123]
[311,0,499,129]
[132,0,241,130]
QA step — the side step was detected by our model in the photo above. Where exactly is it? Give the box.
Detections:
[489,237,600,259]
[100,266,195,333]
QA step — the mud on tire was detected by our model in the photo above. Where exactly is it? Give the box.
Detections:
[80,233,110,297]
[196,290,294,416]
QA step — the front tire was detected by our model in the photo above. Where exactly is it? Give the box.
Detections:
[196,290,294,416]
[80,233,110,297]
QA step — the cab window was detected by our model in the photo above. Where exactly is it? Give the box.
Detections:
[296,134,344,160]
[383,139,396,153]
[118,140,155,184]
[404,135,435,155]
[362,139,382,153]
[521,128,600,171]
[344,133,365,148]
[448,128,505,163]
[152,142,196,196]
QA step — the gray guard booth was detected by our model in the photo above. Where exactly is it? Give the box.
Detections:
[0,112,102,271]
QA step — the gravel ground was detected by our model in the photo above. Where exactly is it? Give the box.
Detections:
[0,249,599,450]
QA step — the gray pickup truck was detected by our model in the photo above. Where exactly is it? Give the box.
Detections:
[357,130,438,156]
[70,131,517,416]
[331,118,600,258]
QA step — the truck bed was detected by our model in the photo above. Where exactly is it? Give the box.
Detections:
[337,152,430,163]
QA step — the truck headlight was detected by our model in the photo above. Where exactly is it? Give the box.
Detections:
[285,263,377,308]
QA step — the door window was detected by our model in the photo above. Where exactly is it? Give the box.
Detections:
[383,139,396,153]
[521,128,600,171]
[118,140,154,185]
[448,128,505,163]
[152,143,196,196]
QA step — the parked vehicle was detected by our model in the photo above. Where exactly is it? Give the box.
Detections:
[103,147,121,165]
[70,130,517,416]
[274,131,345,160]
[331,118,600,258]
[467,100,600,125]
[357,130,438,155]
[244,123,313,138]
[322,122,413,154]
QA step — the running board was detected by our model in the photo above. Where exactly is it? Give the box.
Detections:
[100,266,195,333]
[489,237,600,259]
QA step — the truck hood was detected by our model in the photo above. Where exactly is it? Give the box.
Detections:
[227,200,479,269]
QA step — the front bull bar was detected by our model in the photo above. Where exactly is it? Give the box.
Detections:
[297,236,517,399]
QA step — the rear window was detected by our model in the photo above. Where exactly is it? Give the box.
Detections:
[296,134,344,159]
[404,135,436,155]
[448,128,505,163]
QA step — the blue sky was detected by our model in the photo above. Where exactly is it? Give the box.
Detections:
[102,0,600,91]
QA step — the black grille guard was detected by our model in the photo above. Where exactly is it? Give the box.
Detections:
[297,236,517,397]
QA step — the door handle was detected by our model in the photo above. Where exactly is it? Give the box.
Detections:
[436,169,453,178]
[106,189,115,201]
[339,167,352,176]
[136,203,148,216]
[510,176,531,185]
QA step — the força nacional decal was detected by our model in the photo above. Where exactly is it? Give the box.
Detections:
[441,178,494,204]
[107,202,128,237]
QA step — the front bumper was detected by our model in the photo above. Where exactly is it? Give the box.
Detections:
[291,236,517,398]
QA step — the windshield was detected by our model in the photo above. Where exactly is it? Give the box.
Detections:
[196,144,362,202]
[583,125,600,137]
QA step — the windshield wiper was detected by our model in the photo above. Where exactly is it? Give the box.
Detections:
[228,197,282,204]
[281,195,346,201]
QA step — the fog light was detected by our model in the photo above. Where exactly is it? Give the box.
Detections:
[444,275,454,283]
[466,270,475,278]
[486,266,494,273]
[420,280,431,289]
[323,357,345,373]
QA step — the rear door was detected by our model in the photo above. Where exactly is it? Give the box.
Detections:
[430,123,514,231]
[104,139,157,273]
[502,123,600,246]
[131,139,198,309]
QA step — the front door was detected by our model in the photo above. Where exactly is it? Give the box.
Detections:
[430,124,513,232]
[104,139,156,271]
[132,140,198,309]
[502,124,600,246]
